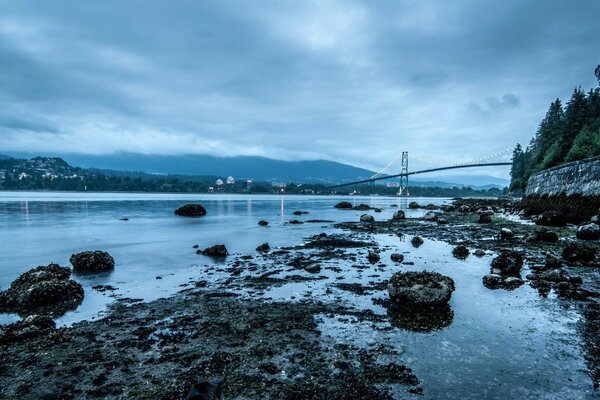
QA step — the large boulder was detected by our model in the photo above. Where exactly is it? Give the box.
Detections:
[0,264,84,317]
[490,250,523,275]
[388,271,455,308]
[577,223,600,240]
[70,250,114,272]
[535,211,566,227]
[391,210,406,221]
[562,243,597,263]
[174,204,207,217]
[334,201,353,209]
[201,245,228,257]
[408,202,420,209]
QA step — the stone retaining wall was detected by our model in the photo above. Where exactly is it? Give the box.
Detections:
[526,156,600,197]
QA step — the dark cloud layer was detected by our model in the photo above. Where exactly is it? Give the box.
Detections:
[0,0,598,175]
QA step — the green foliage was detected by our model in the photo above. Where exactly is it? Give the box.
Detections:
[565,125,600,161]
[510,67,600,191]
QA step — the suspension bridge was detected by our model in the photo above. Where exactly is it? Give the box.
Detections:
[326,149,513,195]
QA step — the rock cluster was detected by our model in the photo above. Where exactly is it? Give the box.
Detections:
[562,243,597,264]
[527,254,586,299]
[70,250,115,272]
[0,264,84,316]
[0,315,56,344]
[482,250,524,290]
[174,203,207,217]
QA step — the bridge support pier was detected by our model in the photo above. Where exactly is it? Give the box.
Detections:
[398,151,408,196]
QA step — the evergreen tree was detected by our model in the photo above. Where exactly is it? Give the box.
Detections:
[556,88,589,162]
[565,125,600,161]
[596,64,600,85]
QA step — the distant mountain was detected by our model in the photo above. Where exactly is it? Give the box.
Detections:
[3,152,376,184]
[411,174,509,189]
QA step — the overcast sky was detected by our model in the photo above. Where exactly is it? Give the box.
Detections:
[0,1,598,175]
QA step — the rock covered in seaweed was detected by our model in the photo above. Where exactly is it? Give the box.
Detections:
[70,250,115,272]
[388,271,455,308]
[0,264,84,317]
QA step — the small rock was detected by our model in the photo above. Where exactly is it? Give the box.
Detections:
[577,223,600,240]
[360,214,375,223]
[474,249,486,257]
[534,229,559,243]
[70,250,115,272]
[436,218,448,225]
[288,220,304,225]
[334,201,353,209]
[562,243,597,263]
[408,202,420,209]
[353,204,372,211]
[201,245,228,257]
[258,220,269,227]
[256,243,270,253]
[478,214,492,224]
[390,253,404,263]
[391,210,406,221]
[368,251,380,264]
[491,250,523,275]
[535,211,566,227]
[500,228,514,240]
[304,264,321,273]
[423,211,437,222]
[411,236,424,248]
[503,276,524,288]
[482,274,503,288]
[174,203,207,217]
[452,245,469,259]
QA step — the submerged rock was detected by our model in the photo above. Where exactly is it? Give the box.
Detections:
[288,220,304,225]
[70,250,115,272]
[411,236,424,248]
[577,223,600,240]
[562,243,597,263]
[201,245,228,257]
[174,203,207,217]
[334,201,353,209]
[387,305,454,332]
[474,249,486,257]
[0,264,84,317]
[452,245,469,259]
[388,271,455,308]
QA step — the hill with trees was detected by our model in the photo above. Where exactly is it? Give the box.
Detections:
[510,65,600,191]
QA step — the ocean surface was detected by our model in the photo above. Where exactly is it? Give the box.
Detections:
[0,191,595,398]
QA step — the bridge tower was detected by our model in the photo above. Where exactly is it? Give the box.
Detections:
[398,151,408,196]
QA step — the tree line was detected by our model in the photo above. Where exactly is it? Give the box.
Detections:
[510,65,600,192]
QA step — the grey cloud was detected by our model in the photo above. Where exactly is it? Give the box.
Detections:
[0,0,598,176]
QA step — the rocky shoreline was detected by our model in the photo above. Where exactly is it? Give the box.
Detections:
[1,198,600,399]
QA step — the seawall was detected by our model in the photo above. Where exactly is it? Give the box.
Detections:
[522,156,600,223]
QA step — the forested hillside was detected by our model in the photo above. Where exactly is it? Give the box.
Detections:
[510,66,600,191]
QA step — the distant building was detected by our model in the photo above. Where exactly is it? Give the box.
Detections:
[226,176,235,185]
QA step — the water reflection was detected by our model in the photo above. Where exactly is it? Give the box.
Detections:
[387,305,454,333]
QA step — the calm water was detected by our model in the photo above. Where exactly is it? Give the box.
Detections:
[0,191,595,398]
